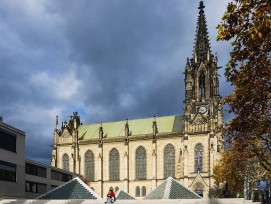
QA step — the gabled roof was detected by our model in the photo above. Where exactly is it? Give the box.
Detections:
[144,177,202,199]
[115,189,136,200]
[37,177,101,200]
[78,115,183,140]
[189,172,208,188]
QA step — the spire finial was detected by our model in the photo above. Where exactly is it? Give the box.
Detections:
[192,0,212,63]
[125,118,129,137]
[198,1,205,13]
[56,115,58,122]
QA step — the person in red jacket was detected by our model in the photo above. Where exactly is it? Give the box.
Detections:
[105,190,116,203]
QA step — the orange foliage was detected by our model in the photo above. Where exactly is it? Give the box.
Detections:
[217,0,271,171]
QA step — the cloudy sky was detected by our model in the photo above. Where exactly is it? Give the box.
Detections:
[0,0,232,164]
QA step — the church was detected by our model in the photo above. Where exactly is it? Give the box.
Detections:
[50,1,224,199]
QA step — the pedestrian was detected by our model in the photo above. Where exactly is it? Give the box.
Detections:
[105,189,116,203]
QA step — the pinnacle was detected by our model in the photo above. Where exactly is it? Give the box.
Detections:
[191,1,212,63]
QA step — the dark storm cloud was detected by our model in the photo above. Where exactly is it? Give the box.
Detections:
[56,0,189,114]
[0,0,232,164]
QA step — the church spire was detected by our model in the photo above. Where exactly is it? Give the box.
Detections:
[183,1,222,134]
[193,1,212,63]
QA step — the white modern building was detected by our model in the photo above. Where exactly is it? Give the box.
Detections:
[0,115,26,198]
[0,115,80,199]
[25,159,80,199]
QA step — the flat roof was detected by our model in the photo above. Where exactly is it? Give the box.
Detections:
[0,120,25,136]
[25,158,80,176]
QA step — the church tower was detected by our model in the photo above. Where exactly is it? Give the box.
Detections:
[184,1,223,134]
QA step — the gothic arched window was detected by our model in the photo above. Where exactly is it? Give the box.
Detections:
[195,143,203,172]
[199,72,205,99]
[62,154,69,171]
[109,148,120,181]
[164,144,175,178]
[193,182,205,197]
[136,186,140,197]
[135,146,146,180]
[142,186,146,197]
[85,150,95,181]
[115,186,119,192]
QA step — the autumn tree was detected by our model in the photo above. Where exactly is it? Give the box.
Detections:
[213,139,270,198]
[217,0,271,170]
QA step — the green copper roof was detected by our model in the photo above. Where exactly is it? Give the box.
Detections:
[78,115,183,140]
[37,177,101,200]
[115,190,136,200]
[144,177,202,199]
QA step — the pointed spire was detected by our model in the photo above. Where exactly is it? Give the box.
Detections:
[55,115,59,130]
[193,1,212,63]
[53,115,59,146]
[152,116,158,136]
[99,123,103,140]
[125,119,129,137]
[186,57,190,67]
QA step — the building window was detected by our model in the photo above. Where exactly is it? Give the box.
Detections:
[164,144,175,178]
[142,186,146,197]
[195,143,203,172]
[25,163,46,178]
[136,186,140,197]
[0,160,16,182]
[199,72,205,99]
[51,185,57,190]
[85,150,95,181]
[25,181,47,194]
[51,170,72,182]
[62,154,69,171]
[115,186,119,192]
[135,146,146,180]
[0,129,16,152]
[109,148,119,181]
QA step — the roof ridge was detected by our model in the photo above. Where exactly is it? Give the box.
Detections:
[75,177,102,199]
[80,115,181,126]
[36,176,76,199]
[163,177,173,198]
[115,189,121,198]
[170,177,202,198]
[37,177,102,200]
[115,189,136,200]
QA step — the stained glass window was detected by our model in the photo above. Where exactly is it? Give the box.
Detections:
[136,186,140,197]
[62,154,69,171]
[142,186,146,196]
[109,148,119,181]
[136,146,146,180]
[195,143,203,172]
[164,144,175,178]
[199,72,205,99]
[85,150,95,181]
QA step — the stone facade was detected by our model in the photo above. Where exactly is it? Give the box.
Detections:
[50,1,223,199]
